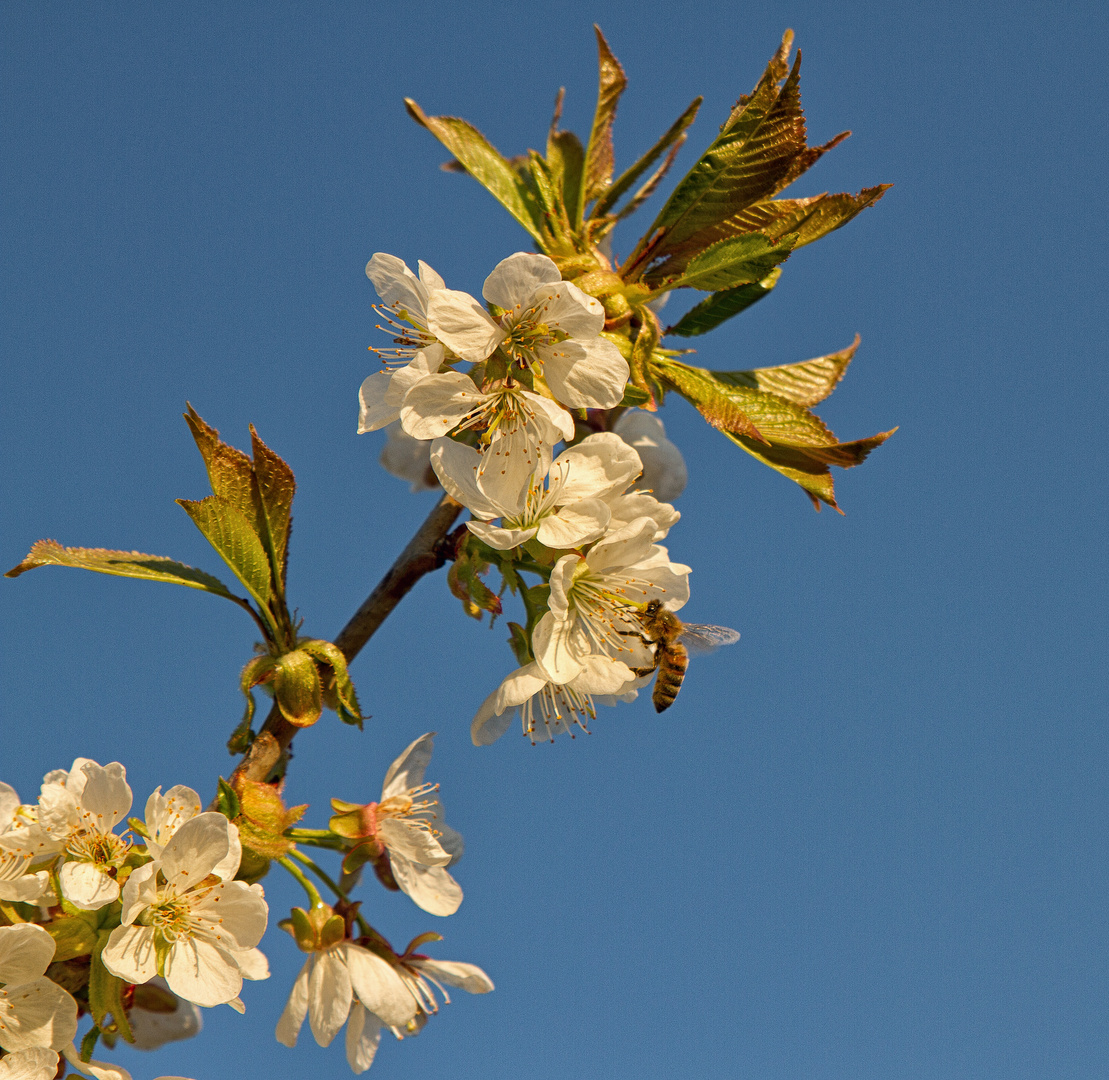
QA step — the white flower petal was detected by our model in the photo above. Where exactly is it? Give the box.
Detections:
[345,1002,383,1075]
[465,520,536,549]
[164,938,243,1008]
[144,786,202,852]
[380,422,437,492]
[128,978,202,1050]
[523,391,577,442]
[534,498,610,549]
[552,433,643,501]
[400,372,485,441]
[188,880,268,951]
[482,252,560,310]
[365,253,428,314]
[0,978,78,1052]
[380,733,435,800]
[118,862,158,926]
[0,1047,58,1080]
[58,861,119,911]
[159,813,234,896]
[60,1044,132,1080]
[342,944,416,1028]
[102,924,158,986]
[541,337,629,409]
[614,410,688,501]
[75,763,131,834]
[410,959,494,995]
[528,279,604,338]
[0,925,56,985]
[388,854,463,916]
[275,959,310,1048]
[307,950,352,1048]
[429,439,501,518]
[425,289,504,362]
[357,371,400,433]
[417,260,445,291]
[0,870,50,904]
[230,946,269,981]
[378,819,449,867]
[585,516,659,574]
[532,611,586,684]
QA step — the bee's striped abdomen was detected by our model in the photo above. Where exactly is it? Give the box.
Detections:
[652,642,689,712]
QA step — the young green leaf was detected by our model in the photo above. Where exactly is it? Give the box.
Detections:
[667,232,795,292]
[405,98,546,245]
[249,424,296,588]
[272,648,323,728]
[591,96,702,220]
[711,336,859,406]
[4,540,241,600]
[547,129,586,230]
[176,495,274,613]
[183,405,261,536]
[582,26,628,207]
[666,269,781,337]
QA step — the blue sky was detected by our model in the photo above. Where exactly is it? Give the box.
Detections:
[2,2,1105,1078]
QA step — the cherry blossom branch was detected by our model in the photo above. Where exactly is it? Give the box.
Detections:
[231,493,463,783]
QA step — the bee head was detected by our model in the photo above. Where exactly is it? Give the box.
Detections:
[643,599,662,617]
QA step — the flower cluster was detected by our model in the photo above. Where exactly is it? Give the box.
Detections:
[0,759,268,1080]
[360,253,697,743]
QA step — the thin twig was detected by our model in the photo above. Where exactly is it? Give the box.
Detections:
[233,493,463,782]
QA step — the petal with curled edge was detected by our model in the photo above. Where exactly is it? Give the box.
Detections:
[532,611,590,685]
[164,937,242,1008]
[482,252,560,310]
[342,943,417,1027]
[425,289,504,362]
[585,516,659,574]
[274,958,310,1047]
[524,390,576,442]
[389,854,462,917]
[417,260,445,291]
[429,440,501,519]
[605,493,680,539]
[307,949,351,1047]
[541,337,629,409]
[0,869,50,905]
[357,371,399,434]
[381,732,435,800]
[378,819,450,867]
[58,861,119,911]
[0,924,56,984]
[551,433,643,501]
[101,924,157,987]
[400,372,484,441]
[118,862,158,926]
[189,880,268,951]
[0,978,79,1052]
[465,520,536,550]
[365,253,428,315]
[61,1044,132,1080]
[0,1047,59,1080]
[159,813,233,896]
[144,785,202,854]
[410,959,494,995]
[535,499,610,550]
[345,1002,384,1075]
[385,346,441,406]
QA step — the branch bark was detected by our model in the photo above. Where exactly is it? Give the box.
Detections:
[231,493,463,783]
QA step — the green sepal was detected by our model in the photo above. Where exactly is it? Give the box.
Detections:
[44,915,99,962]
[127,817,150,839]
[89,929,135,1044]
[79,1025,102,1063]
[666,268,781,337]
[404,931,444,954]
[216,776,241,820]
[405,98,546,245]
[4,540,241,602]
[506,622,533,666]
[619,383,652,407]
[176,495,275,616]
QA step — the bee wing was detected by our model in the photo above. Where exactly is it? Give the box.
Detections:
[678,624,741,655]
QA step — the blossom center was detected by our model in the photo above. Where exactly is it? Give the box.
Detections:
[370,304,437,362]
[66,830,130,869]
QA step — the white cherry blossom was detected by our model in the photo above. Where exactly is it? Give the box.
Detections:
[140,785,240,882]
[331,734,464,917]
[401,374,574,514]
[357,346,442,435]
[532,517,692,684]
[425,252,629,408]
[0,1048,59,1080]
[102,813,269,1009]
[344,944,493,1075]
[0,923,78,1054]
[431,432,642,550]
[364,253,453,362]
[275,938,416,1061]
[0,785,54,904]
[37,760,133,911]
[471,656,646,745]
[612,410,688,501]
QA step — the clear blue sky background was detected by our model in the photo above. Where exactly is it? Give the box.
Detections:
[2,2,1105,1078]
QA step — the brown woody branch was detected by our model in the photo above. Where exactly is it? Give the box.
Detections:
[231,493,463,783]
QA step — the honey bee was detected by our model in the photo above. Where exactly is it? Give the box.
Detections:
[631,599,741,712]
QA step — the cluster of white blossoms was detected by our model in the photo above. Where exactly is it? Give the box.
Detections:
[359,253,695,743]
[0,760,261,1079]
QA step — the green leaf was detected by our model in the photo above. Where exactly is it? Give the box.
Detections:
[89,930,134,1044]
[619,383,652,407]
[217,776,241,820]
[666,268,781,337]
[654,355,895,510]
[405,98,546,245]
[669,232,794,292]
[272,649,323,728]
[582,26,627,207]
[249,424,296,589]
[299,639,364,727]
[711,335,859,406]
[546,125,586,229]
[625,34,810,281]
[177,495,274,613]
[4,540,241,600]
[592,96,702,219]
[183,405,262,537]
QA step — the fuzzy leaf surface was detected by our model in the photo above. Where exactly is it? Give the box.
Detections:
[249,425,296,587]
[176,495,273,611]
[582,26,627,206]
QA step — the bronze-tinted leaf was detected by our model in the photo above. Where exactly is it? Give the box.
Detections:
[582,26,627,205]
[177,495,273,611]
[184,405,262,538]
[250,424,296,586]
[713,335,859,406]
